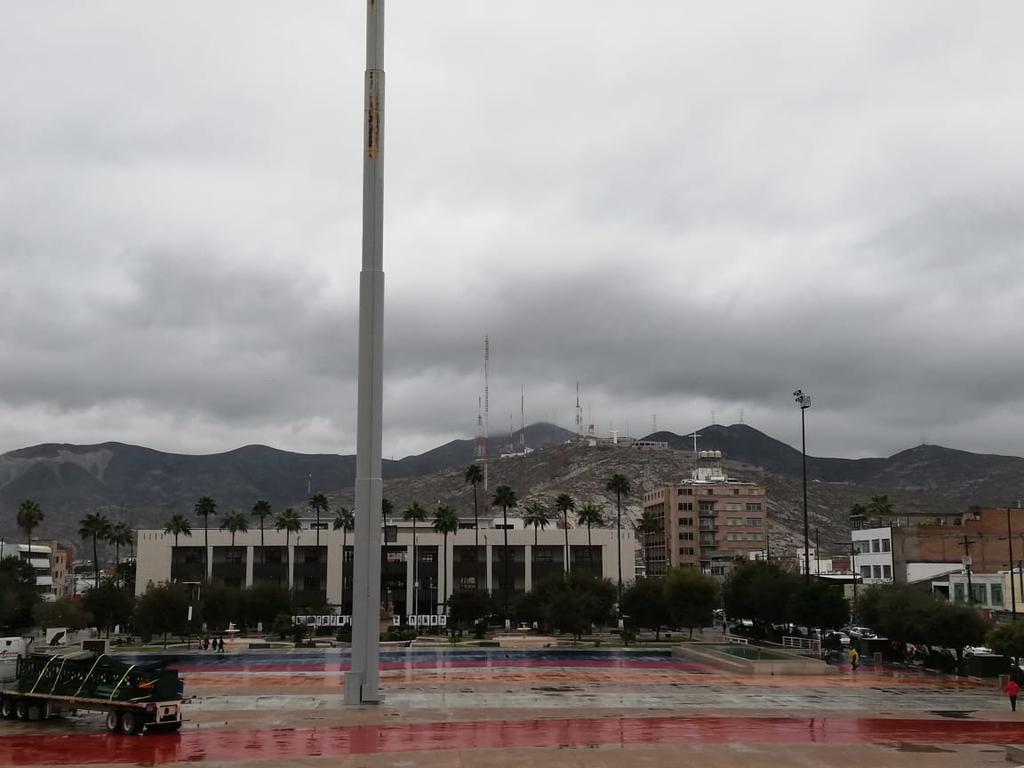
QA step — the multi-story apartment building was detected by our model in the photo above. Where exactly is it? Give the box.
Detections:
[0,542,57,600]
[135,515,634,620]
[640,451,767,577]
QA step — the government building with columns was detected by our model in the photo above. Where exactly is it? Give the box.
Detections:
[135,515,635,621]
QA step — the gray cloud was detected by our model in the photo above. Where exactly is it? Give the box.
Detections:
[1,1,1023,462]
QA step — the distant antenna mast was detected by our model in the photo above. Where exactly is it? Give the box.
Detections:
[577,382,585,442]
[475,395,486,463]
[652,415,657,434]
[739,408,744,424]
[483,335,490,492]
[711,410,716,425]
[508,412,515,453]
[520,385,526,451]
[587,404,595,437]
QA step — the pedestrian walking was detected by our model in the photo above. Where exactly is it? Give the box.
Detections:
[1007,678,1019,711]
[848,648,860,671]
[217,637,225,654]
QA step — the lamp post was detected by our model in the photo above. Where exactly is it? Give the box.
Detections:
[1008,507,1017,621]
[794,390,812,584]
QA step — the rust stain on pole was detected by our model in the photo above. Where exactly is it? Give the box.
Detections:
[367,73,381,159]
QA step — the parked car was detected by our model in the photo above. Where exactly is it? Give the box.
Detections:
[824,631,851,648]
[847,626,876,640]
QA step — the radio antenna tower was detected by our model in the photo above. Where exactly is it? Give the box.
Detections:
[483,335,490,492]
[475,395,485,461]
[575,382,582,441]
[520,385,526,451]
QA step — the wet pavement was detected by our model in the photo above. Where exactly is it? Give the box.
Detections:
[1,648,1021,767]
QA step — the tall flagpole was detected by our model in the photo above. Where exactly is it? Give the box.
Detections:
[345,0,386,705]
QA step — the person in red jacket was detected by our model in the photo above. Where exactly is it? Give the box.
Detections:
[1006,678,1019,711]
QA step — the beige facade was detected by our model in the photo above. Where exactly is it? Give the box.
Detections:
[641,452,767,577]
[135,517,634,618]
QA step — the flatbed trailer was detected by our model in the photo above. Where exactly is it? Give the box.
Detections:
[0,652,183,735]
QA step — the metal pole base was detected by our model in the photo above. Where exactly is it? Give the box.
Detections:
[343,672,385,705]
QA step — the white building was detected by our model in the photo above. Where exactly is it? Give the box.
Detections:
[0,543,56,600]
[851,526,894,585]
[135,515,635,619]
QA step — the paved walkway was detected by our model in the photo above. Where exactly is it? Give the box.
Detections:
[0,648,1020,767]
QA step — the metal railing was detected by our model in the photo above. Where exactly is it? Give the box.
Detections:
[782,635,821,655]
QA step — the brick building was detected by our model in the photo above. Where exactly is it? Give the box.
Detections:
[640,451,767,577]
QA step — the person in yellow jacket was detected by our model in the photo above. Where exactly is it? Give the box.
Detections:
[848,647,860,671]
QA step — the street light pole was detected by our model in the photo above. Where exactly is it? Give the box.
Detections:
[794,390,812,585]
[346,0,386,706]
[1008,507,1017,621]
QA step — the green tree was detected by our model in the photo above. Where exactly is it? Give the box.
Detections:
[636,509,662,576]
[79,512,111,588]
[432,505,459,613]
[787,581,849,635]
[447,589,492,634]
[849,502,868,529]
[576,502,604,549]
[928,601,989,673]
[241,584,293,632]
[163,513,192,546]
[381,498,394,518]
[83,580,134,638]
[554,494,575,575]
[134,583,190,648]
[107,521,133,583]
[546,582,589,641]
[199,585,241,633]
[664,567,720,638]
[221,508,250,546]
[866,494,894,519]
[523,500,551,574]
[16,499,44,551]
[722,561,800,631]
[403,502,428,615]
[33,598,90,631]
[620,576,671,640]
[492,485,518,621]
[275,508,302,550]
[855,584,934,646]
[0,558,39,631]
[194,495,217,562]
[309,492,329,547]
[605,473,631,602]
[251,499,272,548]
[464,463,484,554]
[989,620,1024,661]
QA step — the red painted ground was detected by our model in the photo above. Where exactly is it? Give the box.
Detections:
[2,715,1023,765]
[172,658,707,673]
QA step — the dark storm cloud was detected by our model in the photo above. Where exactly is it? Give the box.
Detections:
[1,1,1023,460]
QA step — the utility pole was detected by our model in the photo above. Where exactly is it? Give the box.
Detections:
[1008,507,1017,621]
[346,0,386,706]
[815,528,820,577]
[794,390,812,584]
[962,535,974,604]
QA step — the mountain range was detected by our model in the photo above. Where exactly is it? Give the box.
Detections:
[2,422,1021,556]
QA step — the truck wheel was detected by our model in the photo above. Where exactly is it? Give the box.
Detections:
[0,696,15,719]
[105,711,122,733]
[120,711,141,735]
[25,703,43,722]
[15,700,28,720]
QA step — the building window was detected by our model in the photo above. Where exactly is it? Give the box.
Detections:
[727,518,743,526]
[226,549,243,564]
[746,533,763,541]
[726,533,740,541]
[678,502,693,511]
[459,576,477,590]
[535,548,553,562]
[733,489,740,495]
[706,489,715,496]
[421,551,435,563]
[680,489,692,496]
[679,547,695,556]
[861,565,871,579]
[303,549,321,564]
[343,549,353,563]
[954,583,966,603]
[971,584,987,605]
[745,518,762,527]
[699,502,715,513]
[678,517,693,526]
[991,584,1004,607]
[881,539,891,552]
[679,532,694,541]
[726,503,742,512]
[302,576,320,592]
[746,503,761,512]
[872,565,882,579]
[459,548,478,563]
[184,550,204,565]
[882,565,892,580]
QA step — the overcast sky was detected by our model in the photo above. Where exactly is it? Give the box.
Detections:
[2,2,1022,462]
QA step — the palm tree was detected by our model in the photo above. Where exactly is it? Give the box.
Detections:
[464,464,484,554]
[866,494,894,519]
[492,485,518,621]
[576,502,604,568]
[275,508,302,549]
[16,500,44,552]
[221,509,249,547]
[251,499,272,548]
[309,492,329,547]
[605,473,631,602]
[636,509,662,576]
[163,513,192,546]
[194,495,217,554]
[382,497,394,518]
[107,521,133,583]
[333,507,355,610]
[522,500,550,573]
[432,505,459,613]
[554,493,575,576]
[403,502,428,617]
[79,512,111,588]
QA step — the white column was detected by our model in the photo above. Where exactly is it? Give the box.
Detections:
[245,546,254,587]
[485,540,493,593]
[525,544,532,591]
[288,544,295,591]
[405,544,414,620]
